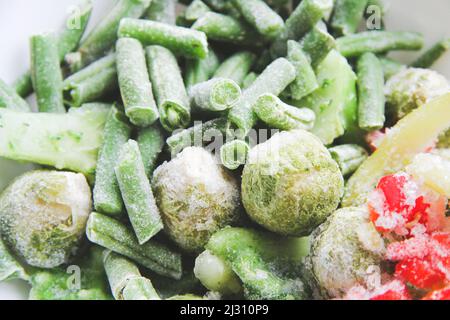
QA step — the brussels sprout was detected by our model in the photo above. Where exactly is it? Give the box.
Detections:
[152,147,241,252]
[0,170,92,268]
[385,67,450,121]
[304,207,385,299]
[241,129,344,236]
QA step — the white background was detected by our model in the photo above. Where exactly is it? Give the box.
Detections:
[0,0,449,300]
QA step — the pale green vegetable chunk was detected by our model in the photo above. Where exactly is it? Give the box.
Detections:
[0,170,91,268]
[242,129,344,236]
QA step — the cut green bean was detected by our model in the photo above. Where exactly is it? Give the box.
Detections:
[378,56,406,80]
[115,140,164,245]
[228,58,296,137]
[300,24,336,67]
[331,0,369,36]
[287,41,318,100]
[337,31,424,58]
[66,0,151,71]
[116,38,159,127]
[185,0,212,22]
[0,78,31,111]
[411,38,450,68]
[191,12,266,47]
[137,125,165,178]
[103,251,160,300]
[167,118,229,156]
[185,48,220,88]
[242,72,258,90]
[12,72,33,98]
[189,78,242,112]
[356,52,385,131]
[213,51,256,86]
[270,0,334,57]
[63,53,117,107]
[146,45,191,132]
[253,94,316,131]
[86,212,182,279]
[58,0,94,59]
[329,144,368,177]
[220,140,250,170]
[13,0,93,97]
[232,0,284,39]
[118,18,208,59]
[30,32,65,113]
[93,106,131,216]
[145,0,176,24]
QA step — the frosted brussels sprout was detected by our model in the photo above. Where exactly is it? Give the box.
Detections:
[304,207,385,299]
[385,67,450,121]
[0,170,92,268]
[152,147,241,252]
[241,129,344,236]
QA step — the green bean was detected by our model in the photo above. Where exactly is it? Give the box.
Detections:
[0,78,31,111]
[146,45,191,132]
[232,0,284,39]
[86,212,182,279]
[287,41,318,100]
[185,0,212,22]
[378,56,406,80]
[228,58,296,137]
[337,31,424,58]
[13,0,93,97]
[242,72,258,89]
[30,32,65,113]
[356,52,385,131]
[270,0,334,57]
[166,118,228,156]
[213,51,256,86]
[115,140,164,245]
[191,12,266,47]
[66,0,152,72]
[328,144,368,177]
[145,0,176,24]
[93,106,131,216]
[118,18,208,59]
[103,251,160,300]
[411,38,450,68]
[220,140,250,170]
[63,53,117,107]
[189,78,242,112]
[194,250,243,295]
[253,94,316,131]
[300,24,336,67]
[12,72,33,99]
[116,38,159,127]
[184,48,220,88]
[331,0,369,36]
[137,125,165,178]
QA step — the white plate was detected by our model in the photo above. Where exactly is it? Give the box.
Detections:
[0,0,449,300]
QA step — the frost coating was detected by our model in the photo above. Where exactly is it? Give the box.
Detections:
[242,129,344,236]
[0,170,91,268]
[385,67,450,121]
[152,147,241,252]
[304,207,384,299]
